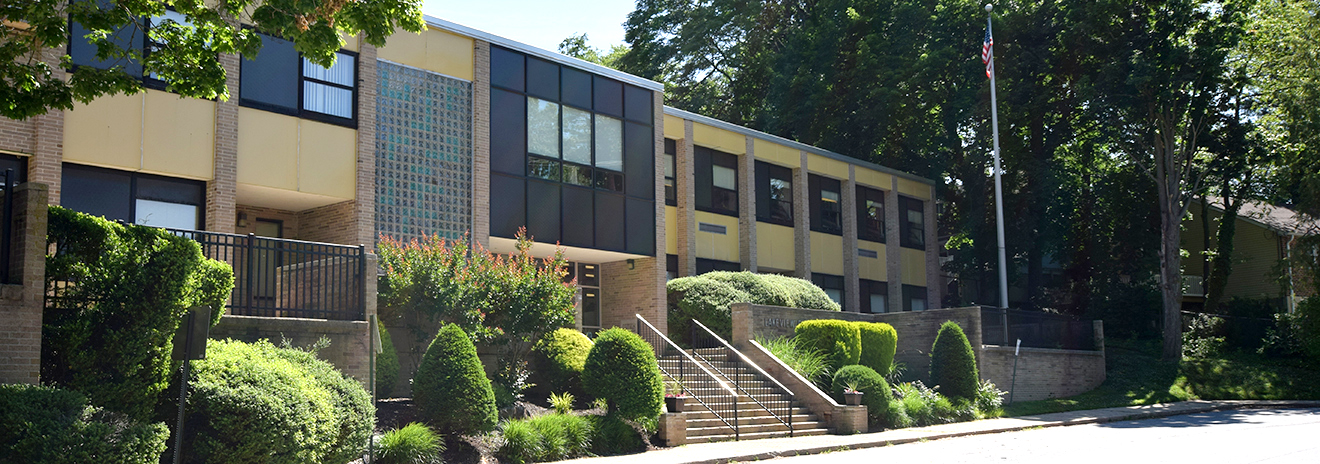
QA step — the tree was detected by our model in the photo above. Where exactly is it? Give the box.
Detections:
[1,0,424,120]
[558,33,628,69]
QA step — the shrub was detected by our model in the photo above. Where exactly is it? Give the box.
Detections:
[972,379,1007,417]
[378,324,401,399]
[756,335,832,387]
[758,273,840,310]
[855,322,898,376]
[181,339,374,464]
[582,328,664,423]
[549,392,575,415]
[374,423,444,464]
[42,206,234,421]
[830,365,894,428]
[587,415,645,456]
[794,319,861,371]
[0,384,169,464]
[532,328,594,399]
[1182,313,1227,358]
[893,381,967,427]
[413,324,498,435]
[666,272,839,344]
[1262,297,1320,360]
[497,413,594,464]
[929,321,979,400]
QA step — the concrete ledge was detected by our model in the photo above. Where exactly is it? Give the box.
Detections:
[982,345,1104,357]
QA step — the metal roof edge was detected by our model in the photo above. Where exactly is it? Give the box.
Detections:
[422,15,665,92]
[662,106,937,186]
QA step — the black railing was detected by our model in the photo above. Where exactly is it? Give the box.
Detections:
[0,169,14,284]
[635,314,739,437]
[981,307,1096,351]
[164,228,367,321]
[690,319,794,437]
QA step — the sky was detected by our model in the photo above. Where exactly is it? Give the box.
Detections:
[422,0,636,54]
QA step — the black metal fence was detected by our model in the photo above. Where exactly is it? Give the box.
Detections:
[164,228,367,321]
[690,319,794,437]
[981,307,1097,351]
[636,315,739,437]
[0,169,15,285]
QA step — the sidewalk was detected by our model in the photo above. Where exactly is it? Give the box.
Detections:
[561,400,1320,464]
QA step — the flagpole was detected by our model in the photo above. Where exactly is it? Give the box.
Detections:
[987,4,1009,309]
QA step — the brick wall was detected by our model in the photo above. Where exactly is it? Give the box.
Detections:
[298,200,358,245]
[354,43,379,250]
[601,258,665,332]
[471,40,491,248]
[0,183,49,384]
[871,306,982,383]
[0,118,34,156]
[980,346,1106,402]
[235,205,301,238]
[207,53,240,234]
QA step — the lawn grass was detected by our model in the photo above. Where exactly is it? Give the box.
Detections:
[1002,338,1320,417]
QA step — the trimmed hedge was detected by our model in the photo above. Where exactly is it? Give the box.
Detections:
[0,384,168,464]
[929,321,979,400]
[532,328,594,399]
[582,328,664,422]
[374,423,444,464]
[413,324,498,435]
[855,322,898,376]
[588,414,645,456]
[830,365,894,428]
[377,324,401,399]
[42,206,234,421]
[667,272,839,344]
[794,319,861,372]
[180,339,374,464]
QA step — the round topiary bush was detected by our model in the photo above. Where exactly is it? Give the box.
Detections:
[413,324,498,435]
[794,319,861,371]
[830,365,894,428]
[855,322,898,376]
[758,273,840,311]
[582,328,664,422]
[929,321,979,400]
[532,328,594,397]
[0,384,169,463]
[667,272,840,345]
[377,324,401,399]
[181,339,374,464]
[701,271,794,307]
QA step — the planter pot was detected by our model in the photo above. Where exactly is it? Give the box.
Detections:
[665,396,688,413]
[843,391,863,406]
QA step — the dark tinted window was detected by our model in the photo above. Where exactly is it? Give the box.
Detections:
[490,46,524,91]
[561,185,594,247]
[137,176,203,205]
[696,258,740,275]
[624,121,653,200]
[526,57,559,100]
[489,174,525,238]
[240,34,299,111]
[624,85,652,123]
[903,285,928,311]
[626,197,655,255]
[0,155,28,184]
[70,12,145,77]
[812,273,844,305]
[561,67,592,109]
[857,186,885,242]
[695,147,737,216]
[490,88,527,175]
[663,139,677,206]
[810,174,842,235]
[756,161,793,225]
[860,279,888,313]
[62,165,132,223]
[900,196,926,249]
[526,179,561,243]
[593,76,623,117]
[595,192,625,251]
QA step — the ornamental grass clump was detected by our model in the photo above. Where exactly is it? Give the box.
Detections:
[794,319,862,372]
[413,324,498,435]
[582,328,664,423]
[374,423,445,464]
[497,413,594,464]
[929,321,980,400]
[757,335,832,387]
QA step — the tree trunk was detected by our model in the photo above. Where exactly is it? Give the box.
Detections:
[1204,195,1240,313]
[1160,197,1184,361]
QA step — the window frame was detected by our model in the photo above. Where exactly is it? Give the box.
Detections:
[61,163,206,230]
[809,174,843,235]
[755,160,793,226]
[695,146,739,217]
[860,279,888,313]
[857,185,886,243]
[899,196,926,249]
[67,8,189,93]
[238,30,359,128]
[663,138,677,206]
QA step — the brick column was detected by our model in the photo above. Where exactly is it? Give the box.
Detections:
[29,47,64,205]
[0,183,49,384]
[471,41,492,249]
[793,151,810,279]
[676,121,697,276]
[886,177,902,311]
[925,184,941,308]
[355,43,379,249]
[651,89,668,334]
[738,136,756,272]
[207,53,240,233]
[842,166,859,312]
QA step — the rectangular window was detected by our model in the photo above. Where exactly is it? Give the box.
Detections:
[696,258,741,275]
[528,97,561,158]
[562,106,592,164]
[860,279,888,313]
[903,285,927,311]
[900,196,926,249]
[755,161,793,225]
[62,164,204,230]
[302,53,354,119]
[812,273,844,305]
[810,174,842,235]
[240,32,357,126]
[664,139,677,206]
[695,147,738,216]
[595,115,624,172]
[857,186,885,242]
[666,254,678,280]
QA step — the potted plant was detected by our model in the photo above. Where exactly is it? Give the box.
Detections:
[842,381,864,406]
[664,380,688,413]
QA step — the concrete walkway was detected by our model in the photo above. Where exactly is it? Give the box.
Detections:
[561,400,1320,464]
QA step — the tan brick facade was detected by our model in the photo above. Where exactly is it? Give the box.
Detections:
[886,176,903,311]
[298,200,358,245]
[677,121,697,276]
[842,166,859,312]
[471,40,492,248]
[0,184,49,384]
[353,43,379,249]
[794,151,811,279]
[207,53,240,234]
[739,136,757,272]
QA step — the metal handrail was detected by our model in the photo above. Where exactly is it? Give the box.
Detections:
[635,314,739,436]
[691,319,795,436]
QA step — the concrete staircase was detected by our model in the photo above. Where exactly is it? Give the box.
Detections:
[658,348,832,443]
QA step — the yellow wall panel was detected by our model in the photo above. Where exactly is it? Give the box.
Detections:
[756,222,795,271]
[898,177,931,199]
[341,32,359,52]
[810,232,844,275]
[855,168,892,191]
[379,27,427,69]
[237,108,299,191]
[297,120,357,199]
[142,91,214,180]
[858,239,887,281]
[693,122,746,154]
[63,93,143,171]
[901,247,927,286]
[664,115,685,139]
[695,212,739,263]
[426,29,474,81]
[753,139,799,167]
[665,206,678,255]
[807,154,848,179]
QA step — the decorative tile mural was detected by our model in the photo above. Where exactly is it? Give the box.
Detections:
[375,61,473,243]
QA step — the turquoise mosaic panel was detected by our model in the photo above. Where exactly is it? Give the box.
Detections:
[375,61,473,243]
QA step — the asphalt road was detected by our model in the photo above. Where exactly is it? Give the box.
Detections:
[773,408,1320,463]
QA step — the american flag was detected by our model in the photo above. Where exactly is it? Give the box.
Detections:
[982,18,994,79]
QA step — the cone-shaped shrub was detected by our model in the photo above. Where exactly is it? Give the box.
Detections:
[794,319,861,371]
[582,328,664,422]
[413,324,497,434]
[532,328,594,398]
[929,321,979,400]
[855,322,898,376]
[830,365,894,427]
[376,324,400,399]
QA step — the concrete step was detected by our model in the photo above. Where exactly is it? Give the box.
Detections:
[686,427,833,443]
[687,416,827,429]
[682,406,814,420]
